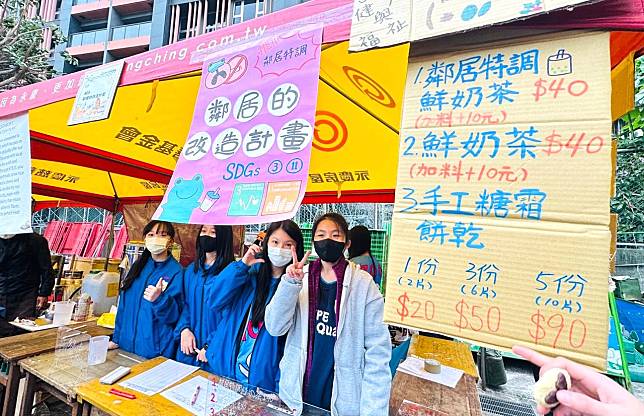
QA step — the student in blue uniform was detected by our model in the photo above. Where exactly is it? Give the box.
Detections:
[196,220,304,393]
[175,225,235,367]
[265,213,392,415]
[109,220,183,359]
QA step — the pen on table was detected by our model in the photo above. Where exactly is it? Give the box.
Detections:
[191,385,201,405]
[118,353,142,363]
[62,330,87,340]
[109,388,136,400]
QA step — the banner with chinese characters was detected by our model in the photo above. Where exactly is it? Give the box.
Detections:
[349,0,411,51]
[68,61,124,125]
[410,0,591,42]
[385,32,612,370]
[0,113,33,235]
[349,0,594,52]
[154,26,322,225]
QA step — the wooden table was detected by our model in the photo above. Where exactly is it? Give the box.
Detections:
[0,321,112,416]
[389,335,483,415]
[18,350,142,416]
[76,357,318,416]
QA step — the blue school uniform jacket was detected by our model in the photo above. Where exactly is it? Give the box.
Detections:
[204,261,285,392]
[112,256,183,359]
[175,259,228,367]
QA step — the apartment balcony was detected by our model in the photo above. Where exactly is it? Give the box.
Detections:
[71,0,110,20]
[112,0,153,15]
[66,28,107,61]
[107,22,151,58]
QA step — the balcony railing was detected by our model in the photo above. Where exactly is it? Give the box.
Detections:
[73,0,99,5]
[111,22,151,41]
[69,28,108,47]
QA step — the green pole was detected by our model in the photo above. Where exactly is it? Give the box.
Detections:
[609,291,632,391]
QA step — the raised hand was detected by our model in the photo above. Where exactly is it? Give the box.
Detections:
[513,346,644,416]
[242,244,265,267]
[143,278,164,303]
[284,246,310,281]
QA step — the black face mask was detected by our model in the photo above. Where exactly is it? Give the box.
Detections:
[199,235,218,253]
[314,239,346,263]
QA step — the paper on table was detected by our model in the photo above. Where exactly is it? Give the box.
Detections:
[204,381,244,414]
[119,360,199,396]
[397,357,464,388]
[160,376,211,415]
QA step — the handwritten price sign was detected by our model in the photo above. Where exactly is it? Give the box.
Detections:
[384,32,612,370]
[529,310,588,350]
[396,292,436,323]
[454,299,501,334]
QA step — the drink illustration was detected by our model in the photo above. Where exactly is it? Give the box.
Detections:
[200,188,221,212]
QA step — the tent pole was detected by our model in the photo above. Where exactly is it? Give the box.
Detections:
[104,199,119,271]
[104,173,119,271]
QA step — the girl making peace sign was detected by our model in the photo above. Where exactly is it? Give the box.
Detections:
[265,213,392,416]
[197,220,304,393]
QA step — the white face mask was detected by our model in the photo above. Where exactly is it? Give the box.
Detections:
[145,236,169,255]
[0,234,16,239]
[267,246,292,267]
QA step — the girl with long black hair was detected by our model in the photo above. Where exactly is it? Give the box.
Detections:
[348,225,383,286]
[110,220,183,359]
[265,213,391,415]
[175,225,235,367]
[196,220,304,392]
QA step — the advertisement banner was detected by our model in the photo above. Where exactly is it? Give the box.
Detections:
[155,26,322,225]
[0,113,33,235]
[385,32,612,370]
[68,61,124,125]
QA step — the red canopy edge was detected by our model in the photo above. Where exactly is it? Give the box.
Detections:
[33,182,395,212]
[32,183,117,211]
[510,0,644,32]
[31,130,173,183]
[33,200,94,211]
[33,183,166,211]
[302,189,395,204]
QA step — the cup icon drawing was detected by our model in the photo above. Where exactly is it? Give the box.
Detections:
[547,49,573,77]
[200,188,221,212]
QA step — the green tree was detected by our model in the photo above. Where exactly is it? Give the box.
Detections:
[0,0,76,91]
[612,56,644,236]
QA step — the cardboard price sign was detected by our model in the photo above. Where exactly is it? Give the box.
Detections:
[385,32,612,370]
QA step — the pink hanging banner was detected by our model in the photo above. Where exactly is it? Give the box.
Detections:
[154,25,322,225]
[0,0,352,119]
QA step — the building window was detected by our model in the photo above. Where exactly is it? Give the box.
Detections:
[168,0,306,44]
[231,0,268,24]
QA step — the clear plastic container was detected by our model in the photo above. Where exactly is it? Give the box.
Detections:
[88,335,109,365]
[82,272,120,315]
[52,302,74,326]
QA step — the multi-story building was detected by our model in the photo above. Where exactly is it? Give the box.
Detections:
[43,0,305,75]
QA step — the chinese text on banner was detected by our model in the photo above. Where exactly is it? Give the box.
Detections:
[385,32,612,370]
[349,0,411,51]
[411,0,591,42]
[68,61,124,125]
[0,113,33,235]
[155,26,322,225]
[349,0,594,51]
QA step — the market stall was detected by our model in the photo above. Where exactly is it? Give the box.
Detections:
[0,0,642,415]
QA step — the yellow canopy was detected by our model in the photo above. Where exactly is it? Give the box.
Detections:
[31,159,166,210]
[29,41,409,207]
